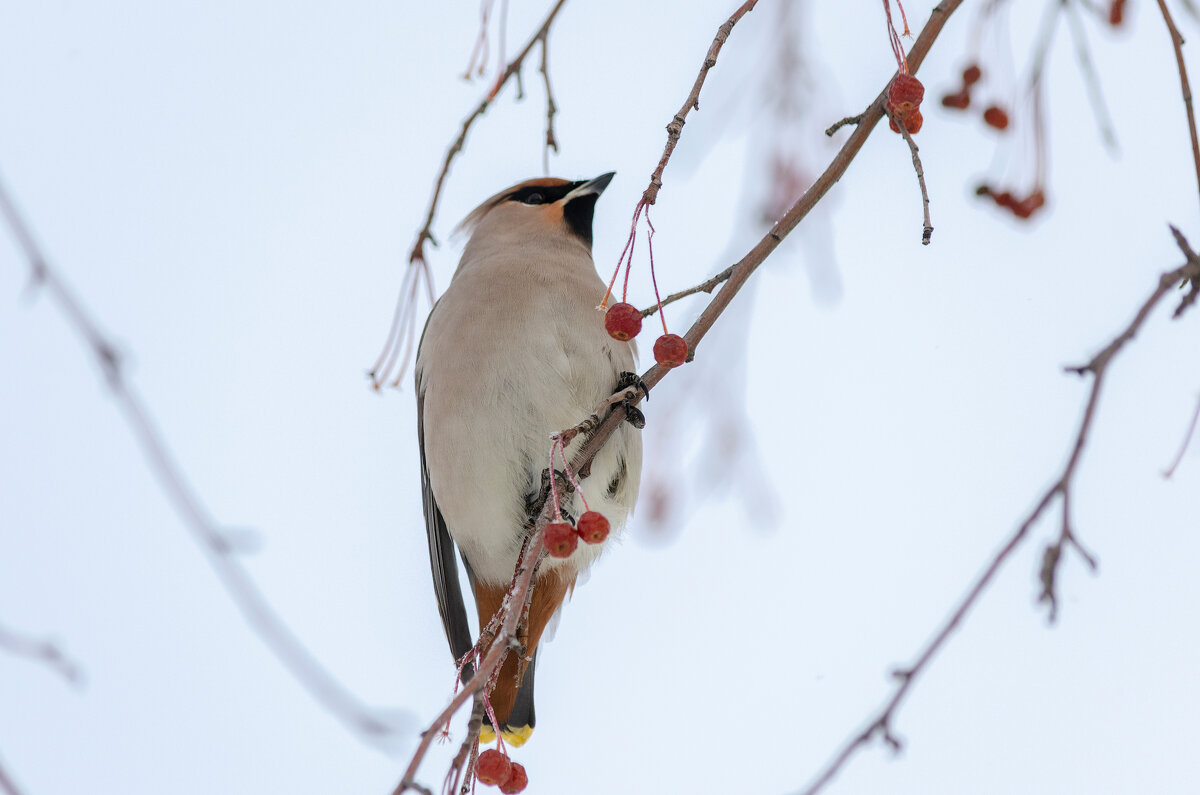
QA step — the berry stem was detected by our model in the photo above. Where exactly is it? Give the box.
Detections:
[600,202,645,308]
[883,0,910,73]
[480,691,506,755]
[645,212,669,336]
[620,225,637,302]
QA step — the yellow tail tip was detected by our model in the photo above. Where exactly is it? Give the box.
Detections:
[478,724,533,747]
[502,725,534,747]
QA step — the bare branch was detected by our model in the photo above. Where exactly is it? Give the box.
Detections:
[371,0,571,390]
[0,177,401,741]
[407,0,569,267]
[884,105,934,245]
[640,0,761,208]
[1163,392,1200,478]
[1065,0,1119,152]
[0,622,82,685]
[393,525,550,793]
[799,231,1200,795]
[825,113,865,137]
[641,265,734,318]
[537,32,559,175]
[584,0,967,507]
[0,753,25,795]
[1156,0,1200,221]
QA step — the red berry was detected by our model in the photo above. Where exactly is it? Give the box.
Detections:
[887,74,925,114]
[576,511,610,544]
[994,191,1016,209]
[1109,0,1126,26]
[1013,190,1047,219]
[499,762,528,794]
[888,109,923,135]
[543,522,578,558]
[476,749,512,787]
[653,333,688,368]
[962,64,982,85]
[982,105,1010,130]
[941,90,970,110]
[604,302,642,341]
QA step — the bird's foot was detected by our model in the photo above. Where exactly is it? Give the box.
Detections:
[616,371,648,429]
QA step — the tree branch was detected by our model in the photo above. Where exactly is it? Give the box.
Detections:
[0,622,82,685]
[1162,391,1200,478]
[0,177,400,741]
[407,0,569,267]
[580,0,965,528]
[884,105,934,244]
[1065,0,1119,152]
[537,32,559,175]
[641,264,734,318]
[371,0,570,390]
[1156,0,1200,221]
[393,523,551,793]
[640,0,760,208]
[799,229,1200,795]
[0,753,25,795]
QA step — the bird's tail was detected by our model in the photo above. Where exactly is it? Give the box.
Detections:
[473,568,572,747]
[479,650,537,747]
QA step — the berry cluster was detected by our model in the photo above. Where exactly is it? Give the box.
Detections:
[476,749,528,793]
[975,184,1046,220]
[544,510,611,558]
[604,303,688,369]
[941,63,1010,131]
[886,74,925,135]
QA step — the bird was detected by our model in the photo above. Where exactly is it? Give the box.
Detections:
[414,173,642,747]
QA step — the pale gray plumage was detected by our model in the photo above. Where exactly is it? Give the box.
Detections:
[414,173,641,738]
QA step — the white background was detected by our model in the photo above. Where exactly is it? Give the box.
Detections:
[1,2,1198,793]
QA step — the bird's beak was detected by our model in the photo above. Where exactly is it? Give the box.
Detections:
[566,171,615,200]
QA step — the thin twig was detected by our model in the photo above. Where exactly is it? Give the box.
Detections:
[583,0,965,501]
[537,32,559,175]
[0,754,24,795]
[884,106,934,245]
[825,113,864,137]
[0,623,82,685]
[461,0,496,79]
[640,0,761,208]
[392,523,551,793]
[370,0,571,390]
[1163,392,1200,477]
[0,177,399,741]
[446,693,486,795]
[641,265,735,318]
[602,0,759,308]
[408,0,569,267]
[1064,0,1119,152]
[1156,0,1200,221]
[799,231,1200,795]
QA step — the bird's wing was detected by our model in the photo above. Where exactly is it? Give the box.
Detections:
[417,385,475,667]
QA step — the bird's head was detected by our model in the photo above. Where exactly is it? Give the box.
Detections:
[455,172,615,252]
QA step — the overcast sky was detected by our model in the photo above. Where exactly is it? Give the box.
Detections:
[2,2,1198,794]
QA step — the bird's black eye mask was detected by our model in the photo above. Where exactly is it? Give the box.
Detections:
[506,182,578,205]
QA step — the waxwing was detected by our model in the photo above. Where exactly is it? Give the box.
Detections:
[415,173,642,746]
